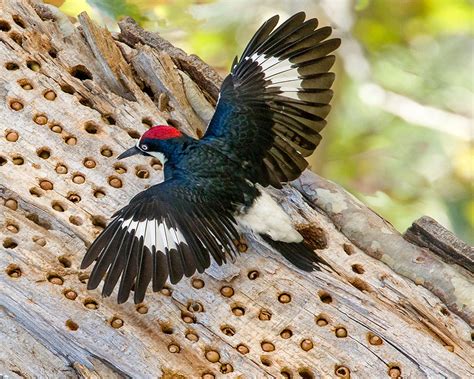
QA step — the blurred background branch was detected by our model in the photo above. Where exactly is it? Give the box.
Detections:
[51,0,474,243]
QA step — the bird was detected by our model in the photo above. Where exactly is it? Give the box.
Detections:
[81,12,340,304]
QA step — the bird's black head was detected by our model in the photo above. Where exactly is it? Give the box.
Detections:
[117,125,184,164]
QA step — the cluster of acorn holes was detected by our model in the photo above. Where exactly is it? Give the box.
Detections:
[2,213,406,379]
[0,14,450,378]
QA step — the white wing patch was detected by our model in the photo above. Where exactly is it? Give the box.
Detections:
[120,218,187,252]
[236,189,303,243]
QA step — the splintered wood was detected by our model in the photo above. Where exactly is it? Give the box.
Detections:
[0,1,473,378]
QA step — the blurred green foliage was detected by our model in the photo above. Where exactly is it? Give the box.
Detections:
[59,0,473,243]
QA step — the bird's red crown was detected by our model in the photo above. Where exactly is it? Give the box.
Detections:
[142,125,182,140]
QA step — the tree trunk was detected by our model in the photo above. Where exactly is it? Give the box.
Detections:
[0,1,472,378]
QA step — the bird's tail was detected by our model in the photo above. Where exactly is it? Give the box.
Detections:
[261,235,329,271]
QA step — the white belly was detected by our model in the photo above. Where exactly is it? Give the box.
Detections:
[236,189,303,243]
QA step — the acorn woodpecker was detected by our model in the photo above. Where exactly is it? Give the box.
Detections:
[81,12,340,304]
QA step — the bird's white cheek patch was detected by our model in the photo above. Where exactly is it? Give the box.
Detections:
[236,190,302,243]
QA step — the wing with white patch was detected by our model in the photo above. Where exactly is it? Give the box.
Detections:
[81,180,240,304]
[204,12,340,188]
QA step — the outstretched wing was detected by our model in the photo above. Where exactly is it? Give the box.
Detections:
[204,12,340,188]
[81,180,240,304]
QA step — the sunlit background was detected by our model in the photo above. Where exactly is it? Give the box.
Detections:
[50,0,473,243]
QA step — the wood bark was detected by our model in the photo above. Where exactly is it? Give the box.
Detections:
[0,1,472,378]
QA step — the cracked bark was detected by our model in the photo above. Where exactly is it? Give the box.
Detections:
[0,1,472,378]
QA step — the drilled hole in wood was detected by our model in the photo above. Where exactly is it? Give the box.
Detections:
[220,363,233,374]
[3,238,18,249]
[444,344,454,352]
[83,298,99,310]
[12,155,24,165]
[136,304,148,314]
[100,146,113,157]
[6,223,19,233]
[47,273,64,285]
[34,114,48,125]
[247,270,259,280]
[236,344,249,354]
[55,164,68,174]
[114,163,127,174]
[316,314,329,326]
[278,293,291,303]
[281,368,292,379]
[168,343,180,353]
[109,316,124,329]
[188,301,204,313]
[335,326,348,338]
[150,158,162,170]
[201,373,214,379]
[181,311,195,324]
[231,304,245,316]
[39,180,53,190]
[63,289,77,300]
[128,129,140,139]
[58,256,72,268]
[343,243,355,255]
[5,62,19,70]
[52,201,65,212]
[205,350,220,363]
[351,264,365,274]
[298,368,314,379]
[65,319,78,331]
[335,365,350,378]
[48,48,57,58]
[388,365,401,378]
[9,99,24,111]
[142,118,153,128]
[17,78,33,90]
[72,173,85,184]
[70,65,92,81]
[280,328,293,339]
[60,83,75,94]
[32,236,47,246]
[91,216,106,230]
[318,290,332,304]
[367,332,383,345]
[135,167,149,179]
[185,330,199,342]
[67,193,81,203]
[6,264,21,278]
[261,341,275,352]
[84,121,100,134]
[43,90,57,101]
[50,123,62,133]
[83,158,96,169]
[12,15,26,28]
[78,273,89,283]
[4,198,18,210]
[349,277,372,292]
[78,97,93,108]
[191,278,204,289]
[108,176,122,188]
[37,147,50,159]
[0,156,7,166]
[220,325,235,336]
[258,309,272,321]
[5,130,19,142]
[440,307,450,316]
[29,187,42,197]
[27,60,40,72]
[260,355,272,366]
[0,19,11,31]
[166,118,180,128]
[9,31,23,45]
[64,135,77,145]
[93,189,106,198]
[220,286,234,297]
[102,114,116,125]
[69,215,83,226]
[300,339,313,351]
[161,287,172,296]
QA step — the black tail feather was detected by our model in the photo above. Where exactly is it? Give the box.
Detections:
[261,235,329,271]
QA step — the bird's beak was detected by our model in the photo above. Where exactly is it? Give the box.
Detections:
[117,146,141,160]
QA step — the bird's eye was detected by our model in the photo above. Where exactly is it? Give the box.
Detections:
[141,144,148,151]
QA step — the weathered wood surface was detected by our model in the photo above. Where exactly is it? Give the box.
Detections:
[0,1,473,378]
